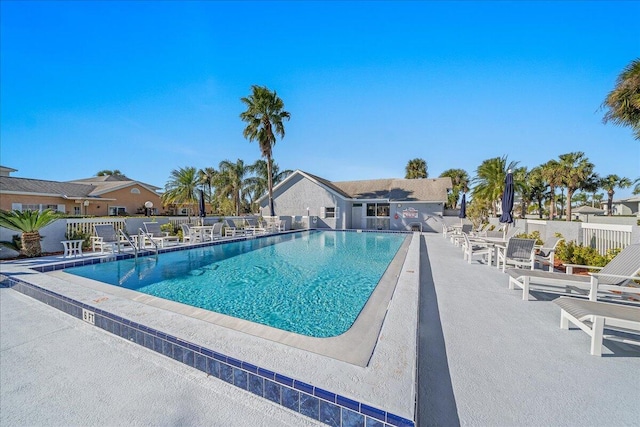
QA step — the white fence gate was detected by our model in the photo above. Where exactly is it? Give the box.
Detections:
[581,223,633,255]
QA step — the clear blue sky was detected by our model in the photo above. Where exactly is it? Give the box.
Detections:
[1,1,639,199]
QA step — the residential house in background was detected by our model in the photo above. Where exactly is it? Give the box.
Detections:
[603,196,640,216]
[258,170,452,231]
[0,166,164,216]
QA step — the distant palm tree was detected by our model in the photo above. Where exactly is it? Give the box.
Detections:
[96,169,123,176]
[240,85,291,216]
[405,158,428,179]
[540,159,562,220]
[0,209,60,257]
[198,167,218,204]
[472,156,518,217]
[558,152,596,220]
[526,166,548,219]
[216,159,250,216]
[246,159,292,211]
[439,168,469,209]
[162,167,199,219]
[600,174,632,215]
[633,177,640,195]
[601,58,640,140]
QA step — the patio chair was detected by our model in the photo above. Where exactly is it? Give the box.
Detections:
[180,224,192,243]
[450,224,473,246]
[461,233,493,265]
[506,243,640,301]
[143,222,180,248]
[534,236,564,271]
[496,238,537,272]
[554,296,640,356]
[211,222,224,240]
[91,224,129,253]
[224,219,248,237]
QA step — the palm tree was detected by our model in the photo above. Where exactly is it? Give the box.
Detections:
[198,167,218,204]
[512,166,530,218]
[600,174,632,215]
[216,159,250,216]
[0,209,60,257]
[162,167,199,220]
[634,177,640,195]
[405,158,428,179]
[601,58,640,140]
[472,156,518,217]
[526,166,548,219]
[439,168,469,209]
[240,85,291,216]
[540,159,562,220]
[558,152,596,221]
[96,169,123,176]
[246,159,292,211]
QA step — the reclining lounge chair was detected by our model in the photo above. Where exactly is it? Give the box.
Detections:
[507,243,640,301]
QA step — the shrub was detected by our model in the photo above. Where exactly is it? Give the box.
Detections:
[554,240,621,268]
[65,230,92,250]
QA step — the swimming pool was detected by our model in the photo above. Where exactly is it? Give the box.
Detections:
[64,230,407,338]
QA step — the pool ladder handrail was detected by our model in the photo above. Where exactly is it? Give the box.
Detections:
[118,229,139,259]
[138,228,159,257]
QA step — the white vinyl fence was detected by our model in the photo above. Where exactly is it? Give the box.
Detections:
[581,223,633,255]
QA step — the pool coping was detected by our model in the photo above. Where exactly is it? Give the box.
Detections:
[0,230,420,427]
[48,231,412,367]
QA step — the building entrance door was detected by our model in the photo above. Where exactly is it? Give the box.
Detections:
[351,204,363,229]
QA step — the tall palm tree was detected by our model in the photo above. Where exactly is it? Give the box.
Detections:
[404,158,428,179]
[240,85,291,216]
[246,159,292,211]
[439,168,469,209]
[0,209,60,257]
[633,177,640,195]
[540,159,562,220]
[471,156,518,217]
[558,152,596,221]
[162,166,199,220]
[512,166,530,218]
[198,167,218,204]
[216,159,250,216]
[601,58,640,140]
[600,174,632,215]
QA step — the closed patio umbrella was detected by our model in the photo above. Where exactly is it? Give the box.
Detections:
[198,189,206,225]
[458,193,467,222]
[499,170,514,236]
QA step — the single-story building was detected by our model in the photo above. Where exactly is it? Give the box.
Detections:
[257,170,452,232]
[0,166,164,216]
[602,196,640,216]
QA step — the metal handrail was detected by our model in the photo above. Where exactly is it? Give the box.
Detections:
[118,229,138,259]
[138,228,159,255]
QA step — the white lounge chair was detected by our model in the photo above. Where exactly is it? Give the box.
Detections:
[224,219,248,237]
[461,233,493,265]
[496,238,537,272]
[91,224,129,253]
[507,243,640,301]
[180,224,192,243]
[143,222,180,248]
[534,236,564,271]
[554,296,640,356]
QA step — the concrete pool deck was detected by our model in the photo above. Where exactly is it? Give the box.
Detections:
[1,232,639,426]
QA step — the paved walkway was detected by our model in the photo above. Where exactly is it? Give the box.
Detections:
[0,288,321,427]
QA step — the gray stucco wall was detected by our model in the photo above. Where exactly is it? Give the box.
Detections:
[260,174,347,229]
[389,203,445,232]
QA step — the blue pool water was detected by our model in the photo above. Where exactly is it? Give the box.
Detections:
[65,230,406,338]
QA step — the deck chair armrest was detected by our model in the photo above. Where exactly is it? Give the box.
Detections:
[589,272,640,281]
[563,263,604,274]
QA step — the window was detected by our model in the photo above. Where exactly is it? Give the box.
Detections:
[325,207,335,218]
[366,203,390,217]
[73,206,81,215]
[130,188,141,194]
[22,204,40,211]
[109,206,126,216]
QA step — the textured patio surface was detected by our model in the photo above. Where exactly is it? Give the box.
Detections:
[1,232,639,426]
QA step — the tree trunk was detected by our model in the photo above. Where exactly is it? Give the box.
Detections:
[607,190,614,216]
[565,189,574,221]
[21,231,42,258]
[549,186,556,220]
[267,155,275,217]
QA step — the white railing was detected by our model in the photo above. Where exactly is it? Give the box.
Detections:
[66,218,127,238]
[581,223,632,255]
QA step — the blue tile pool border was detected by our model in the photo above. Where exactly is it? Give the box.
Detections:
[0,234,415,427]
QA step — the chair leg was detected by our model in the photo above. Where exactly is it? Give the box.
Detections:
[590,316,604,356]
